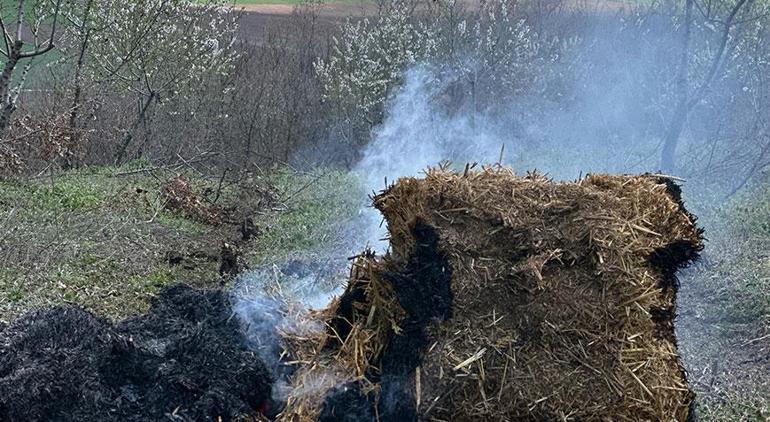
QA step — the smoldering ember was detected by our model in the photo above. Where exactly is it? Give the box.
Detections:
[1,0,769,421]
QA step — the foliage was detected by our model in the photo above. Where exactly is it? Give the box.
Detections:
[440,0,543,95]
[80,0,239,99]
[46,0,242,164]
[314,0,437,136]
[315,0,557,150]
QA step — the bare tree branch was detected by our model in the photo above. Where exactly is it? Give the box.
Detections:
[726,134,770,198]
[688,0,754,109]
[660,0,755,172]
[0,15,12,56]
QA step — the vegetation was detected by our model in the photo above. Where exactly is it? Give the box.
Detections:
[232,0,332,4]
[677,179,770,420]
[0,0,769,419]
[0,165,360,321]
[247,169,362,262]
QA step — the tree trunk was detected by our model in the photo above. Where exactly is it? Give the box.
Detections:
[659,0,692,174]
[64,0,95,169]
[660,103,689,174]
[114,92,156,164]
[0,42,23,136]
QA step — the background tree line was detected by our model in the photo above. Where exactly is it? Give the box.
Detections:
[0,0,768,197]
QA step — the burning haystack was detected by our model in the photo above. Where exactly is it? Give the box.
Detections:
[0,285,273,421]
[280,167,702,421]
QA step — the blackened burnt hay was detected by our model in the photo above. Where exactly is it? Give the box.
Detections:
[280,167,702,421]
[0,284,273,422]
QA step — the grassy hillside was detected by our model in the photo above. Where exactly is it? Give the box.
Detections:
[0,164,360,322]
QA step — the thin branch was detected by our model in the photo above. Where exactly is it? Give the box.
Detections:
[733,9,770,25]
[91,3,168,84]
[19,0,63,59]
[111,152,218,177]
[726,134,770,199]
[688,0,754,109]
[15,0,25,42]
[0,15,11,56]
[692,0,709,20]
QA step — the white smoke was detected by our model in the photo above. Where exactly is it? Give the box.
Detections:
[231,49,683,408]
[230,61,624,386]
[231,266,337,402]
[351,65,518,251]
[233,48,671,381]
[354,65,509,190]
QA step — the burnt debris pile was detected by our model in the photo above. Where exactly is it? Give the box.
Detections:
[0,285,273,422]
[280,168,703,421]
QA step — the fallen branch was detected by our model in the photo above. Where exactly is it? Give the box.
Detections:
[111,152,218,177]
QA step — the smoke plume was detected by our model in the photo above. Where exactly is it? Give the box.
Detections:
[233,9,759,415]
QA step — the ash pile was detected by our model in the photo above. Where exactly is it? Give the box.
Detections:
[280,168,702,421]
[0,285,273,422]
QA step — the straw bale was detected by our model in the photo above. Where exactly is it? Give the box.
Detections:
[280,167,702,421]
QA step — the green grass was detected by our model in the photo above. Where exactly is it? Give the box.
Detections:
[677,177,770,421]
[727,182,770,238]
[0,164,361,322]
[0,165,227,320]
[249,168,363,263]
[698,395,770,421]
[685,180,770,324]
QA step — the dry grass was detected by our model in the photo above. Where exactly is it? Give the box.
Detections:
[280,166,702,421]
